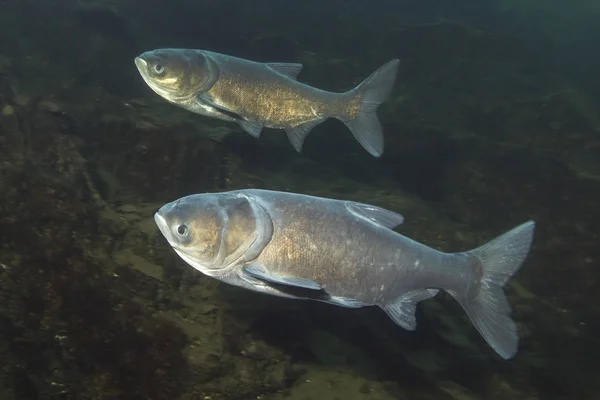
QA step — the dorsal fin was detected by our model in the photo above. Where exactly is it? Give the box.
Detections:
[345,202,404,229]
[266,62,303,80]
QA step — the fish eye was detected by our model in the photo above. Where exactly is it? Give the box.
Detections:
[154,64,165,74]
[176,224,188,236]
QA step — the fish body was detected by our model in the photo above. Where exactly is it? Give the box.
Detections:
[154,189,535,359]
[134,49,399,157]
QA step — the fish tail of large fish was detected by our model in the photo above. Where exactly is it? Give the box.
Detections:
[337,58,400,157]
[451,220,536,359]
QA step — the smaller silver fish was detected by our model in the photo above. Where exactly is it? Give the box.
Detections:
[134,48,399,157]
[154,189,535,359]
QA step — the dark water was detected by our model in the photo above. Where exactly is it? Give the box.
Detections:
[1,0,599,399]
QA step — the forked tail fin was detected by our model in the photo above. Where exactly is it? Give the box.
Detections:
[338,59,400,157]
[453,221,536,359]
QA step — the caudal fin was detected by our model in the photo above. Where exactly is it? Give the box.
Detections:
[338,59,400,157]
[454,221,535,359]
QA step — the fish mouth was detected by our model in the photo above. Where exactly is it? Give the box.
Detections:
[134,56,155,89]
[154,211,187,256]
[134,56,181,102]
[134,56,148,73]
[154,211,217,276]
[154,211,194,258]
[134,56,156,87]
[154,212,173,243]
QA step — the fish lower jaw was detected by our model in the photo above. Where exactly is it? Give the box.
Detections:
[146,85,185,103]
[138,76,190,104]
[173,249,229,277]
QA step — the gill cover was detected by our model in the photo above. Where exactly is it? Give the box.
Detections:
[210,193,273,270]
[137,48,220,99]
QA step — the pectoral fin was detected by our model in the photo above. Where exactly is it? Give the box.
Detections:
[196,93,244,121]
[195,92,265,138]
[242,264,322,290]
[325,296,365,308]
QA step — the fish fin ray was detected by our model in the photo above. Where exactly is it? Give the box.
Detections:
[345,202,404,229]
[383,289,439,330]
[199,94,263,137]
[266,62,303,80]
[242,264,322,290]
[324,296,365,308]
[450,221,535,359]
[196,93,244,121]
[338,59,400,157]
[238,120,264,138]
[285,118,326,152]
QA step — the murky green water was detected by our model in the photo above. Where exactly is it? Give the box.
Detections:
[0,1,598,399]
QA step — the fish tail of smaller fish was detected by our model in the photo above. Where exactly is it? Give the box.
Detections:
[453,220,536,359]
[338,58,400,157]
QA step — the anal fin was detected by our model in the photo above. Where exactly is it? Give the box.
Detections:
[285,118,326,152]
[383,289,439,330]
[238,120,264,138]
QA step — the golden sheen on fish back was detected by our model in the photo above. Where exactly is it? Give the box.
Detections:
[134,48,399,157]
[155,189,536,360]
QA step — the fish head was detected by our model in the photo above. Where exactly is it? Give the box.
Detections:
[154,193,273,278]
[134,48,218,103]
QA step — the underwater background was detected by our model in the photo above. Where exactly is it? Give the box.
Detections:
[1,0,599,399]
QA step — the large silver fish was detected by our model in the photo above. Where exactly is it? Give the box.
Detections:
[154,189,535,359]
[134,49,399,157]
